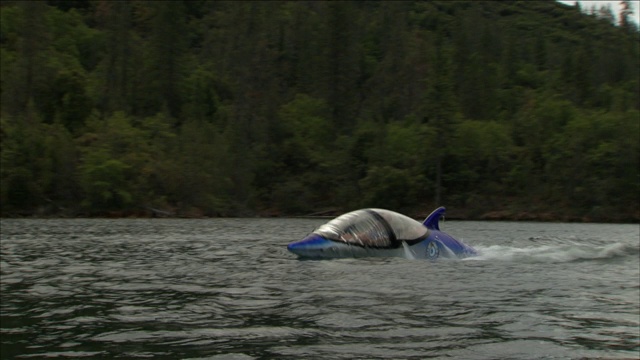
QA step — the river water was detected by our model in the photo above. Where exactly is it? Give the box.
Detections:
[1,218,638,359]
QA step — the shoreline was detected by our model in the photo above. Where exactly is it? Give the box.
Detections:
[1,208,638,224]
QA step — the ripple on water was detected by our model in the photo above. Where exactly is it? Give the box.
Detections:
[0,219,638,359]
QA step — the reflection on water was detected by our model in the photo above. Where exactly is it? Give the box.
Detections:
[1,219,639,359]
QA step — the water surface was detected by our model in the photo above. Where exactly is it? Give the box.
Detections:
[1,218,638,359]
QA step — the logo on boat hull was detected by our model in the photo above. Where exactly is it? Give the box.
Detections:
[427,241,439,259]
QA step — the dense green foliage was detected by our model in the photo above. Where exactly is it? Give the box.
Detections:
[1,1,638,221]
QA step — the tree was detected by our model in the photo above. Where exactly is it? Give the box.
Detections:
[78,112,163,213]
[450,120,514,203]
[14,1,49,115]
[422,31,457,206]
[161,118,234,216]
[270,94,334,212]
[597,4,616,25]
[146,1,188,119]
[325,1,361,130]
[0,109,79,214]
[93,0,133,115]
[619,0,635,31]
[1,1,638,219]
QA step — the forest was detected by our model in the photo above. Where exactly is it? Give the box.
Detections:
[1,1,638,222]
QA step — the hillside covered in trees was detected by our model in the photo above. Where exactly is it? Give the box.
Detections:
[1,1,638,221]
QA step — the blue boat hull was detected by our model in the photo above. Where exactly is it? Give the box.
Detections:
[287,233,477,260]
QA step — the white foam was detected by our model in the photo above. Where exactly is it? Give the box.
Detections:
[401,241,416,260]
[465,242,638,263]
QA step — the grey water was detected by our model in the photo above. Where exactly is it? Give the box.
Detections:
[1,218,638,360]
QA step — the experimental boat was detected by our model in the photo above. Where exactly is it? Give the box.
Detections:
[287,206,477,260]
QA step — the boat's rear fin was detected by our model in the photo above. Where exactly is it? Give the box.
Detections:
[422,206,446,230]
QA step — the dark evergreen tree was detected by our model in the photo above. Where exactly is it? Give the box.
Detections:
[1,0,638,220]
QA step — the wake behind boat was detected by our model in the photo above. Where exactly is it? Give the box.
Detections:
[287,206,477,260]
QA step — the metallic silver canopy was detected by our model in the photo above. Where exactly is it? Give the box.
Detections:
[313,209,429,248]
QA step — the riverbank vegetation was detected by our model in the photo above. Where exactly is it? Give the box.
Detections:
[1,1,638,222]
